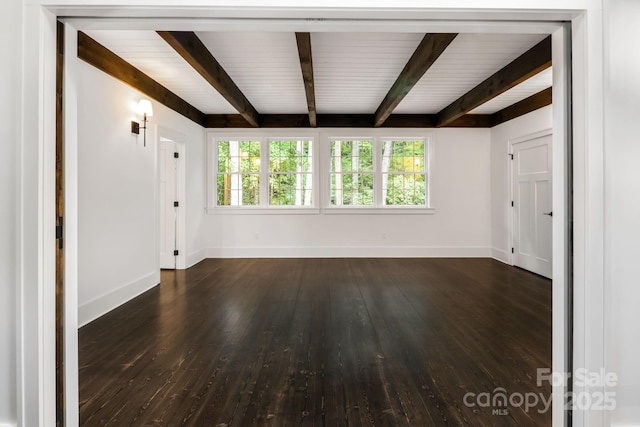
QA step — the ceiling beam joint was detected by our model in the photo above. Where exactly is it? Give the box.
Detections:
[374,33,458,127]
[77,31,206,127]
[157,31,260,127]
[436,35,552,127]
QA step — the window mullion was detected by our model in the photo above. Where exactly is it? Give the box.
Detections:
[261,138,269,207]
[374,137,382,208]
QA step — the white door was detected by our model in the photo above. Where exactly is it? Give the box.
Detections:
[160,140,179,269]
[512,134,552,278]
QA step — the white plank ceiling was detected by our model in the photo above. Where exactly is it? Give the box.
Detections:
[83,30,552,119]
[84,30,237,114]
[196,32,308,114]
[393,33,549,114]
[310,32,424,114]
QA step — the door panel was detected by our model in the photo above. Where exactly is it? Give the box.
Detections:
[512,134,552,278]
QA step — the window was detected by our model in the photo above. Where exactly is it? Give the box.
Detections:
[328,137,428,209]
[330,139,374,206]
[208,132,430,213]
[381,139,426,206]
[269,140,313,206]
[216,140,261,206]
[211,136,316,211]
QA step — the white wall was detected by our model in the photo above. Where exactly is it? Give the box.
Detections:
[204,128,492,257]
[0,0,21,424]
[77,59,205,326]
[604,0,640,423]
[490,106,553,263]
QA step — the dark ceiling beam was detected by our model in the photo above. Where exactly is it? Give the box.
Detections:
[374,33,458,128]
[157,31,260,127]
[204,113,493,128]
[77,31,206,126]
[295,32,317,128]
[436,35,552,127]
[491,87,552,126]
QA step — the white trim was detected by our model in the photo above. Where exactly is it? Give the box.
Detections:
[207,207,320,215]
[491,248,512,265]
[570,8,606,427]
[205,246,491,259]
[18,6,57,427]
[186,249,206,268]
[322,207,434,215]
[63,22,80,427]
[0,423,17,427]
[63,14,576,32]
[157,127,188,270]
[551,24,571,427]
[77,271,160,328]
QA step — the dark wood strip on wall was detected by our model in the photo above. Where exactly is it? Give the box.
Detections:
[55,20,65,427]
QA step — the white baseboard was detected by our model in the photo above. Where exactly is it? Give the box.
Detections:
[205,246,491,258]
[186,248,206,268]
[78,271,159,328]
[0,423,17,427]
[491,247,512,265]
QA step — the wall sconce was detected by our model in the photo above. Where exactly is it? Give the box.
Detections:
[131,99,153,147]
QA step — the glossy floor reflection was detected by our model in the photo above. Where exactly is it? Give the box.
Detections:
[79,258,552,426]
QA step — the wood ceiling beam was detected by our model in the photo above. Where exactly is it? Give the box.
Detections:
[374,33,458,128]
[436,35,552,127]
[157,31,260,127]
[295,32,317,128]
[491,87,552,126]
[77,31,206,126]
[204,113,492,128]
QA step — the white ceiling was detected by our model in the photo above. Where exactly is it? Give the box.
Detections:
[393,33,548,114]
[84,30,552,119]
[311,32,424,114]
[196,32,308,114]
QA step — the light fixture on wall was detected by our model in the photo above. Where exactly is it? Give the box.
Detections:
[131,99,153,147]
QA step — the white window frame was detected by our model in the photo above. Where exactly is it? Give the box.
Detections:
[206,130,320,214]
[321,130,435,215]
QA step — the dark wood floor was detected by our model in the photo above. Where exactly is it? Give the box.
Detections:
[79,258,552,426]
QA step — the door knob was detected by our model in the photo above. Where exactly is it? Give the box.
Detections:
[543,211,553,217]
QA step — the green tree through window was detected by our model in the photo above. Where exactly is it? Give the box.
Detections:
[269,140,313,206]
[216,140,261,206]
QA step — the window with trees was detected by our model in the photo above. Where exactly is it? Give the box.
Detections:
[269,140,313,206]
[213,137,315,209]
[330,139,374,206]
[210,133,430,212]
[329,137,427,208]
[216,140,261,206]
[381,139,426,206]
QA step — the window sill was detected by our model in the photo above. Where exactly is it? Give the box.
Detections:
[322,207,435,215]
[206,207,435,215]
[207,207,321,215]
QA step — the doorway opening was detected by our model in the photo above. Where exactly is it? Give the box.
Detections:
[47,10,568,427]
[159,136,183,270]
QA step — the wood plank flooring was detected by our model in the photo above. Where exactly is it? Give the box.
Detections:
[78,258,552,426]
